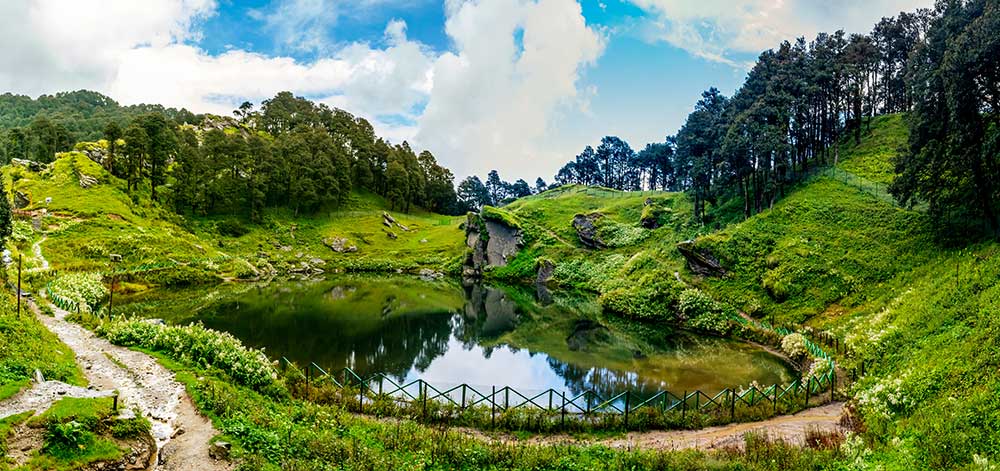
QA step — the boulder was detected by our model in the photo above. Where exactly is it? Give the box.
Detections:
[676,240,726,276]
[535,259,555,284]
[11,158,43,172]
[572,213,606,249]
[386,231,398,240]
[382,211,397,224]
[462,212,524,276]
[418,268,444,280]
[323,237,358,253]
[13,191,29,209]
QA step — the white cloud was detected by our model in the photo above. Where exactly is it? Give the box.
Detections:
[0,0,215,95]
[631,0,934,66]
[0,0,604,181]
[416,0,604,179]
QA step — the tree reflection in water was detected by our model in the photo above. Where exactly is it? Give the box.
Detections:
[143,275,794,395]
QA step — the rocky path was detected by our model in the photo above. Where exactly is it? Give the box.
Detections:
[26,301,231,470]
[495,401,845,451]
[31,236,49,271]
[0,381,114,420]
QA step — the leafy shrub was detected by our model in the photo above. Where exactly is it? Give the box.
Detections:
[677,289,732,335]
[98,319,278,391]
[805,358,834,381]
[49,272,108,312]
[110,415,151,439]
[216,219,251,238]
[45,420,88,452]
[598,220,648,247]
[677,289,714,321]
[781,333,809,361]
[599,279,684,320]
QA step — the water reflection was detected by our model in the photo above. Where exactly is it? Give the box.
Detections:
[130,276,795,396]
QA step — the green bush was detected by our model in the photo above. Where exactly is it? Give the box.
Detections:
[98,319,278,391]
[781,333,808,361]
[49,272,108,311]
[216,219,251,238]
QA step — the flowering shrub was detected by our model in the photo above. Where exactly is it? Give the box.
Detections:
[677,289,732,335]
[781,333,809,361]
[50,272,109,312]
[98,319,277,390]
[855,373,914,420]
[805,358,834,381]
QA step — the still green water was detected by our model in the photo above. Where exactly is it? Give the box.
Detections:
[119,275,795,397]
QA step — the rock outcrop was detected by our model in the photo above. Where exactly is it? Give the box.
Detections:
[463,211,524,277]
[640,198,671,229]
[677,240,726,276]
[572,213,606,249]
[323,237,358,253]
[535,259,555,284]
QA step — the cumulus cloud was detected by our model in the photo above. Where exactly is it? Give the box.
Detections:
[0,0,215,95]
[0,0,603,181]
[417,0,604,179]
[631,0,934,66]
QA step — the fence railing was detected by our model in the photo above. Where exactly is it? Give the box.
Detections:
[281,356,839,429]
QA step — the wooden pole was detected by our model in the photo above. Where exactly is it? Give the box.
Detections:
[16,255,21,319]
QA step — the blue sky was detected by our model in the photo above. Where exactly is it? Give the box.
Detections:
[0,0,933,181]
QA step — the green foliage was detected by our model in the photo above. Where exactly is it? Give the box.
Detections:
[215,218,250,237]
[49,272,108,311]
[0,293,84,396]
[780,333,808,361]
[481,205,521,230]
[97,318,278,391]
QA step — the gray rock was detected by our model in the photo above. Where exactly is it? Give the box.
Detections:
[79,173,98,188]
[536,259,555,284]
[676,240,726,276]
[324,237,357,253]
[572,213,606,249]
[13,191,29,209]
[461,212,524,276]
[386,231,398,240]
[382,211,397,224]
[209,441,231,460]
[418,268,444,280]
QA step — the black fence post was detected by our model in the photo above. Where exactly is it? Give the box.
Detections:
[623,391,631,429]
[560,391,566,427]
[421,380,428,421]
[681,391,687,421]
[804,377,811,407]
[461,384,467,410]
[730,389,736,420]
[491,385,496,428]
[831,371,836,402]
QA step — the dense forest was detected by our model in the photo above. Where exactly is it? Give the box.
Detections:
[0,91,461,218]
[548,7,932,223]
[548,0,1000,236]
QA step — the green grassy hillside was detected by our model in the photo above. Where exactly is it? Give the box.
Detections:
[687,114,1000,469]
[2,152,466,289]
[482,185,699,320]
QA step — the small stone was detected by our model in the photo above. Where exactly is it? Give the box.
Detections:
[209,441,232,460]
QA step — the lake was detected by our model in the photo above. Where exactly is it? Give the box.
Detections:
[118,275,796,398]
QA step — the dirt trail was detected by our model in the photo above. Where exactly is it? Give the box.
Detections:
[27,301,232,470]
[494,401,845,451]
[31,236,49,271]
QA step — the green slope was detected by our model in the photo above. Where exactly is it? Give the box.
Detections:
[1,152,466,286]
[690,114,1000,469]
